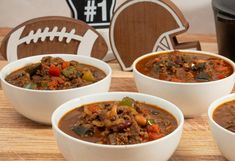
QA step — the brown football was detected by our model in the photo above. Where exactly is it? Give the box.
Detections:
[0,16,108,62]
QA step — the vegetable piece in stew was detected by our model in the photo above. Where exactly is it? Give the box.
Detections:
[136,51,233,82]
[5,56,106,90]
[213,100,235,133]
[59,97,178,145]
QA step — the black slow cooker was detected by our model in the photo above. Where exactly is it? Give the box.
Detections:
[212,0,235,61]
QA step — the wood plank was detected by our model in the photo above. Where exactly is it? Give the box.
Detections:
[0,27,11,36]
[0,28,11,61]
[177,33,217,43]
[0,153,64,161]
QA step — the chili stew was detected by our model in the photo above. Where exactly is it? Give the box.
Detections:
[59,97,178,145]
[5,56,106,90]
[213,100,235,133]
[136,51,233,83]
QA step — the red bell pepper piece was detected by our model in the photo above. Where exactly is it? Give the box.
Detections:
[49,65,61,77]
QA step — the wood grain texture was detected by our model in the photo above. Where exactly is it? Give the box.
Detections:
[111,1,181,68]
[0,89,227,161]
[0,17,108,61]
[0,28,228,161]
[109,0,200,71]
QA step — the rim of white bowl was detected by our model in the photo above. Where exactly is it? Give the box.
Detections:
[52,92,184,149]
[133,50,235,86]
[208,93,235,136]
[0,54,112,93]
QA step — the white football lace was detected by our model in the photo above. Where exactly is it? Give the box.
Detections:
[18,26,82,44]
[7,25,99,62]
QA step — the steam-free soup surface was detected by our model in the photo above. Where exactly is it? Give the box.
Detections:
[136,51,233,83]
[5,56,106,90]
[59,97,177,145]
[213,100,235,133]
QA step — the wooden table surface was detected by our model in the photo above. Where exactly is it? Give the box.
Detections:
[0,28,229,161]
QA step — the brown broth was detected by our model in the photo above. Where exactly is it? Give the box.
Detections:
[213,100,235,133]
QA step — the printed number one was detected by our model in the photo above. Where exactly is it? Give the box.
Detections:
[97,0,107,21]
[84,0,97,22]
[84,0,107,22]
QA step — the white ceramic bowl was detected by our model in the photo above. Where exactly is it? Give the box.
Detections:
[133,50,235,117]
[208,93,235,161]
[52,92,184,161]
[0,54,112,124]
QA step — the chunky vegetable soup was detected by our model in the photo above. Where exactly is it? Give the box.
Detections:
[59,97,177,145]
[136,51,233,82]
[5,56,106,90]
[213,100,235,133]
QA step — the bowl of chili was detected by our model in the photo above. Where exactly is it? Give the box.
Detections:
[208,93,235,161]
[133,50,235,117]
[52,92,184,161]
[0,54,112,124]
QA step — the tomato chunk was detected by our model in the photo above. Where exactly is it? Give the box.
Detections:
[148,132,164,141]
[147,124,161,133]
[62,61,70,69]
[214,66,228,72]
[49,66,61,76]
[87,105,101,113]
[217,74,226,79]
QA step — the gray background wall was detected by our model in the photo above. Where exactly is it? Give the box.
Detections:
[0,0,215,34]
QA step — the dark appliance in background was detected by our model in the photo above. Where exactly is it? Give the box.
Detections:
[212,0,235,61]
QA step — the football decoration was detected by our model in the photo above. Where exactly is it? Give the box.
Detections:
[66,0,117,61]
[66,0,116,29]
[0,16,108,62]
[110,0,201,71]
